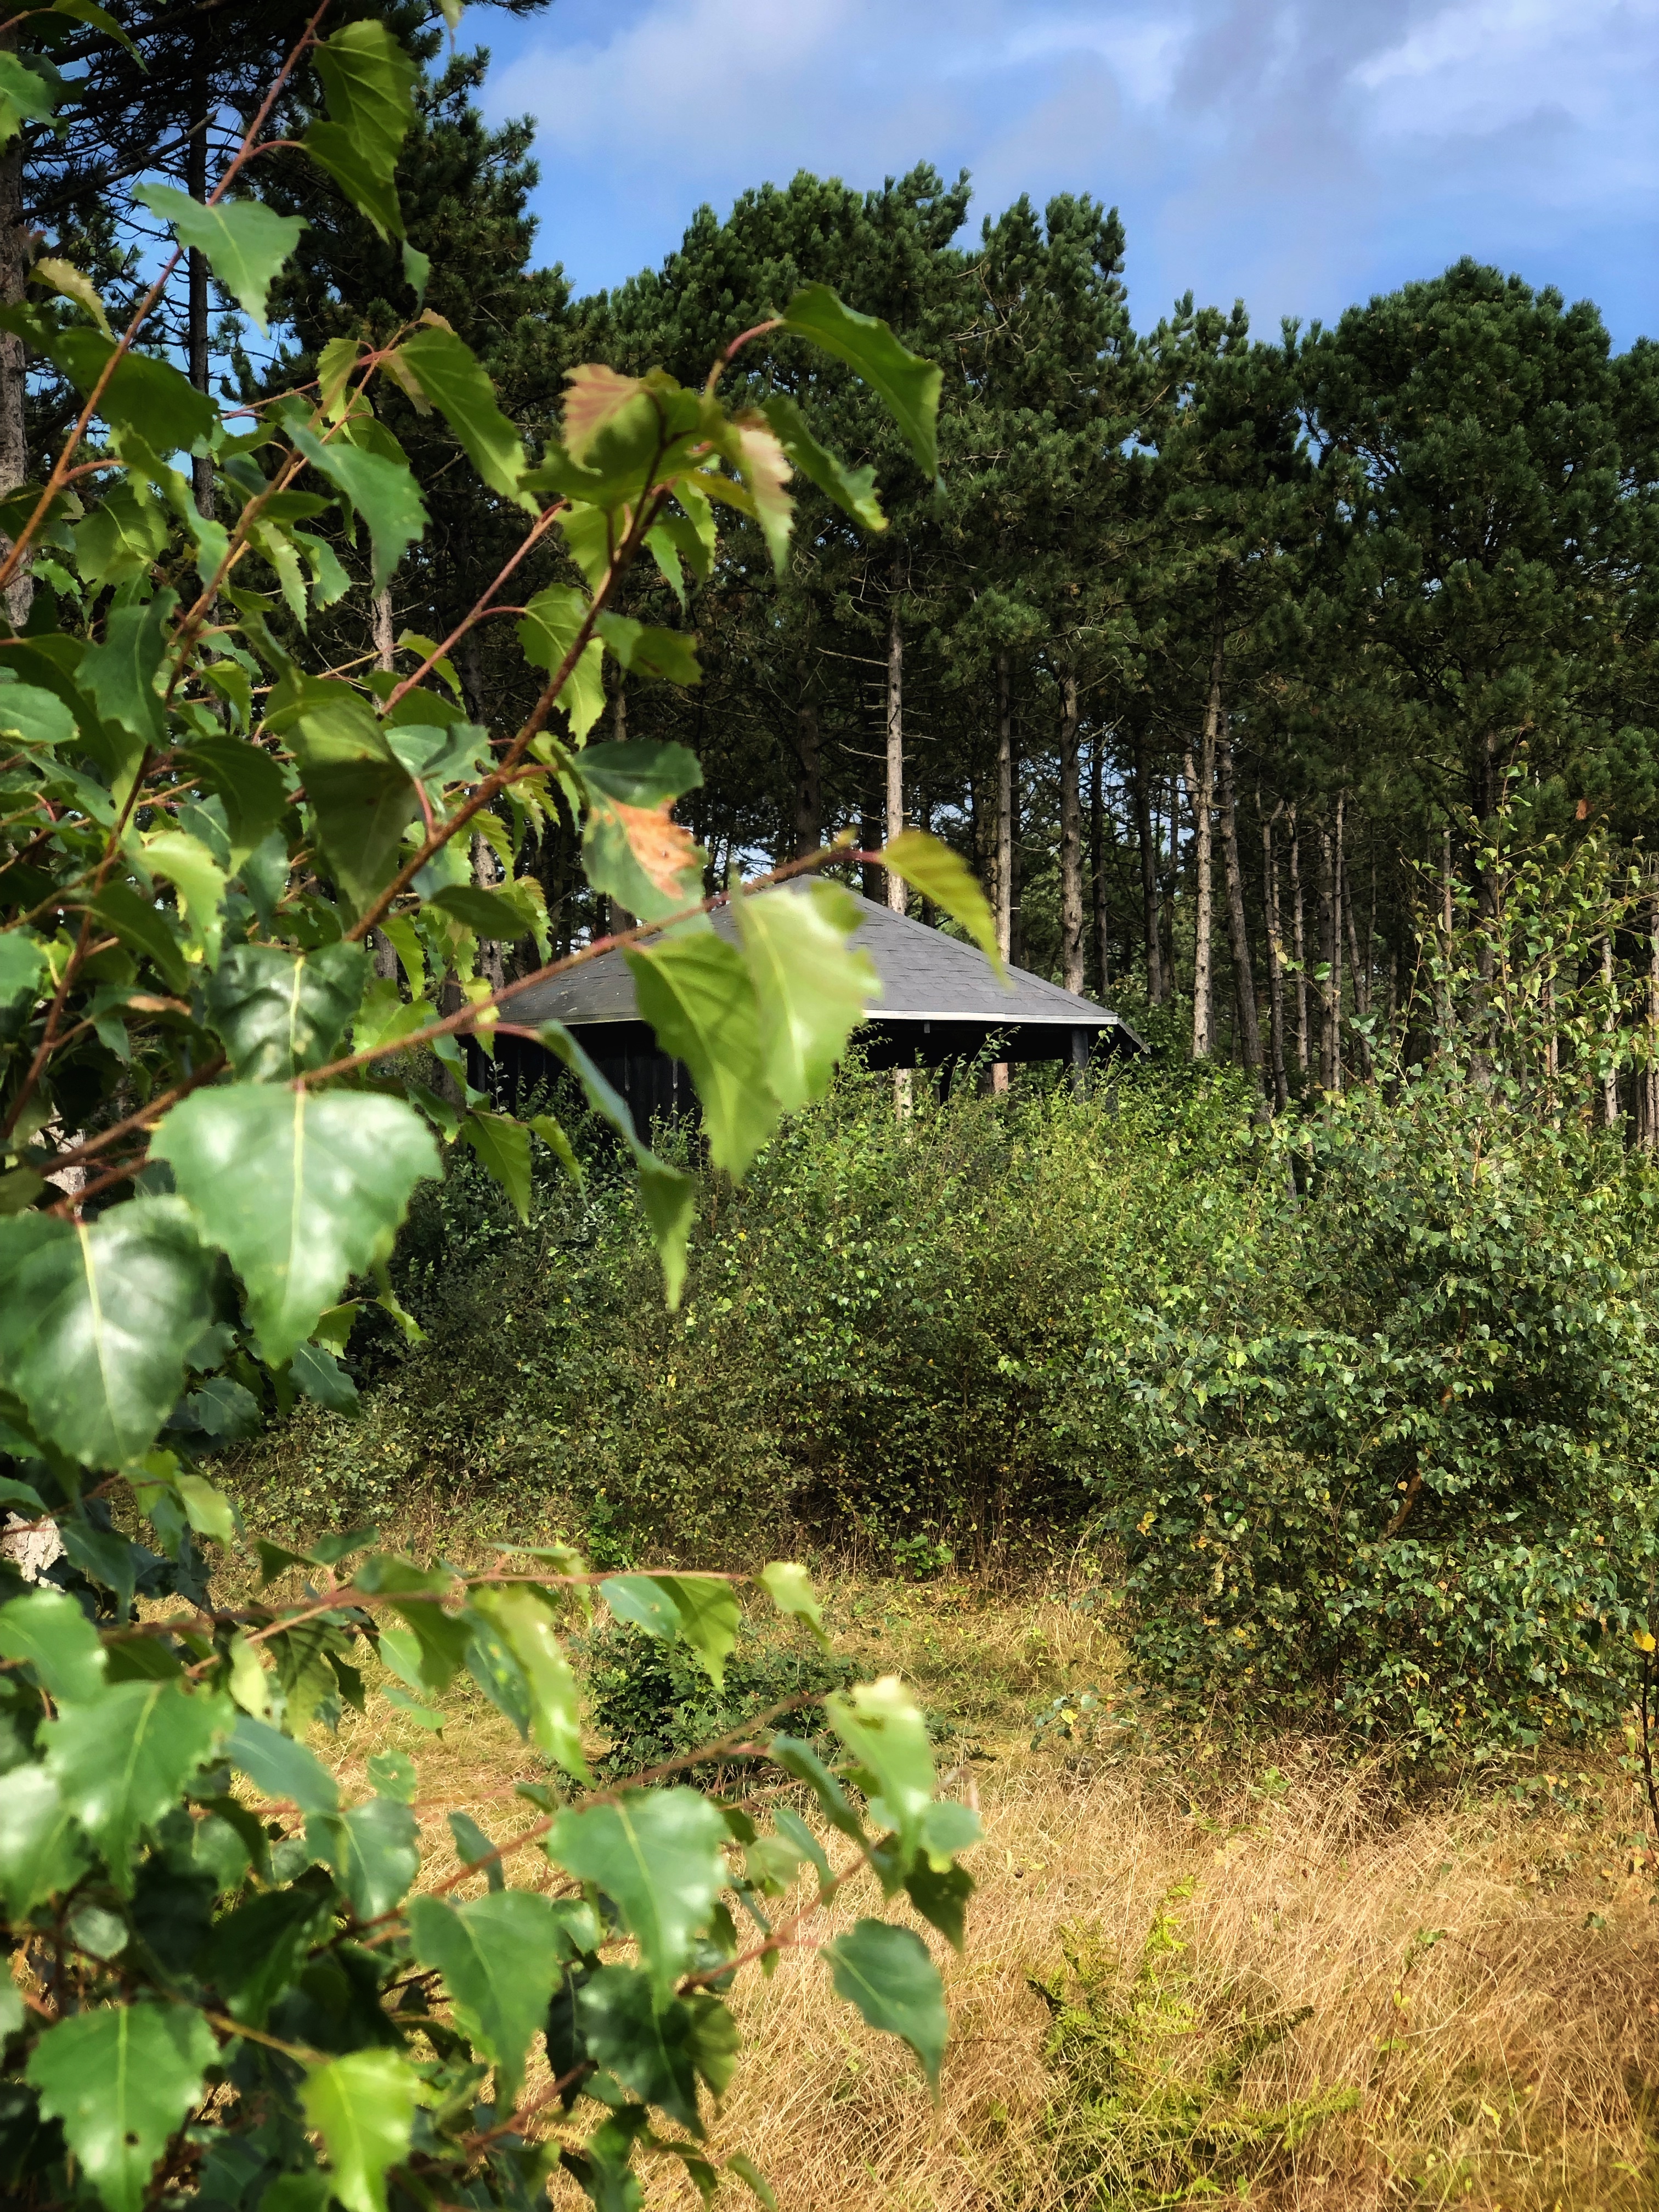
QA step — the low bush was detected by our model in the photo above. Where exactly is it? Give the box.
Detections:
[227,1057,1257,1571]
[584,1618,859,1778]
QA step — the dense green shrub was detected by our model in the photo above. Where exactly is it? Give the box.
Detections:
[228,1059,1259,1570]
[584,1618,859,1778]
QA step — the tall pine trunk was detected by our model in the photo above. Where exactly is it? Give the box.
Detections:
[995,652,1013,962]
[1215,713,1261,1086]
[1290,811,1308,1075]
[885,583,905,914]
[1262,803,1289,1111]
[793,654,821,856]
[373,588,394,672]
[1602,932,1621,1132]
[1090,735,1108,996]
[1643,870,1659,1154]
[1132,730,1163,1001]
[1059,667,1083,994]
[1183,624,1223,1059]
[1317,820,1337,1089]
[1331,793,1346,1090]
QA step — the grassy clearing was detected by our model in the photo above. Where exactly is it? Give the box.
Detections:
[301,1561,1659,2210]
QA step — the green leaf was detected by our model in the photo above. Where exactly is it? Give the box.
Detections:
[91,879,190,996]
[549,1787,729,2001]
[445,1810,503,1890]
[625,933,777,1176]
[0,1586,108,1702]
[470,1582,589,1781]
[142,828,227,967]
[517,584,605,740]
[368,1747,416,1802]
[207,942,368,1081]
[577,1965,736,2133]
[726,2153,778,2211]
[879,831,1001,973]
[757,1561,830,1650]
[905,1859,974,1952]
[408,1888,573,2102]
[601,1575,738,1691]
[595,612,701,685]
[288,694,422,917]
[334,1794,420,1918]
[429,882,538,940]
[226,1711,339,1818]
[821,1919,947,2091]
[0,927,46,1006]
[734,881,877,1111]
[401,239,431,306]
[0,1764,90,1916]
[287,420,427,594]
[40,327,215,453]
[133,184,304,334]
[80,589,174,749]
[397,326,534,512]
[780,285,942,480]
[41,2,137,58]
[825,1677,935,1863]
[769,1735,865,1842]
[760,393,886,531]
[462,1109,531,1222]
[204,1883,332,2028]
[26,2002,219,2212]
[151,1086,439,1367]
[290,1338,359,1415]
[301,2047,420,2212]
[30,257,111,338]
[0,680,77,751]
[303,21,419,242]
[0,53,57,149]
[0,1199,211,1468]
[180,735,290,870]
[535,1018,693,1306]
[43,1682,233,1892]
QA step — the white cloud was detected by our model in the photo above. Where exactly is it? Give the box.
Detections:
[1351,0,1659,138]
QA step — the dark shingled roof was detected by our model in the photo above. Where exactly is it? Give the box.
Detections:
[507,888,1141,1043]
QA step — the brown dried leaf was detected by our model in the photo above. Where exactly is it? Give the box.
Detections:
[612,800,701,903]
[563,364,645,463]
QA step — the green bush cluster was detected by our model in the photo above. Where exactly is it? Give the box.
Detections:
[584,1620,859,1779]
[229,1057,1250,1572]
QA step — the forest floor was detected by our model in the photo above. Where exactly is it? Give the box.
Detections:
[311,1566,1659,2212]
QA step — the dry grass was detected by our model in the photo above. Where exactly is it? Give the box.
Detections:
[314,1572,1659,2211]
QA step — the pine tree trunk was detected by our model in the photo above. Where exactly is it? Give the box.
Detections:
[187,25,215,522]
[1317,821,1336,1090]
[794,655,822,857]
[995,651,1013,965]
[0,35,32,630]
[1215,714,1261,1085]
[1290,811,1308,1075]
[1089,735,1108,996]
[885,586,905,915]
[1183,736,1213,1057]
[1262,804,1288,1111]
[1641,871,1659,1152]
[1345,892,1372,1080]
[1331,794,1346,1091]
[1132,731,1163,1002]
[1059,667,1083,995]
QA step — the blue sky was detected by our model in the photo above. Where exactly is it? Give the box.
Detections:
[462,0,1659,349]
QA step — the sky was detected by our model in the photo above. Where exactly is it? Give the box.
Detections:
[463,0,1659,350]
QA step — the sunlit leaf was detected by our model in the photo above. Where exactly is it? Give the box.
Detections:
[152,1086,439,1367]
[398,325,535,511]
[26,2002,219,2212]
[43,1682,233,1892]
[301,2048,420,2212]
[408,1888,573,2101]
[880,830,1002,974]
[0,1200,211,1468]
[549,1788,728,2001]
[133,184,304,334]
[734,880,877,1110]
[625,933,778,1176]
[822,1918,947,2090]
[780,284,943,479]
